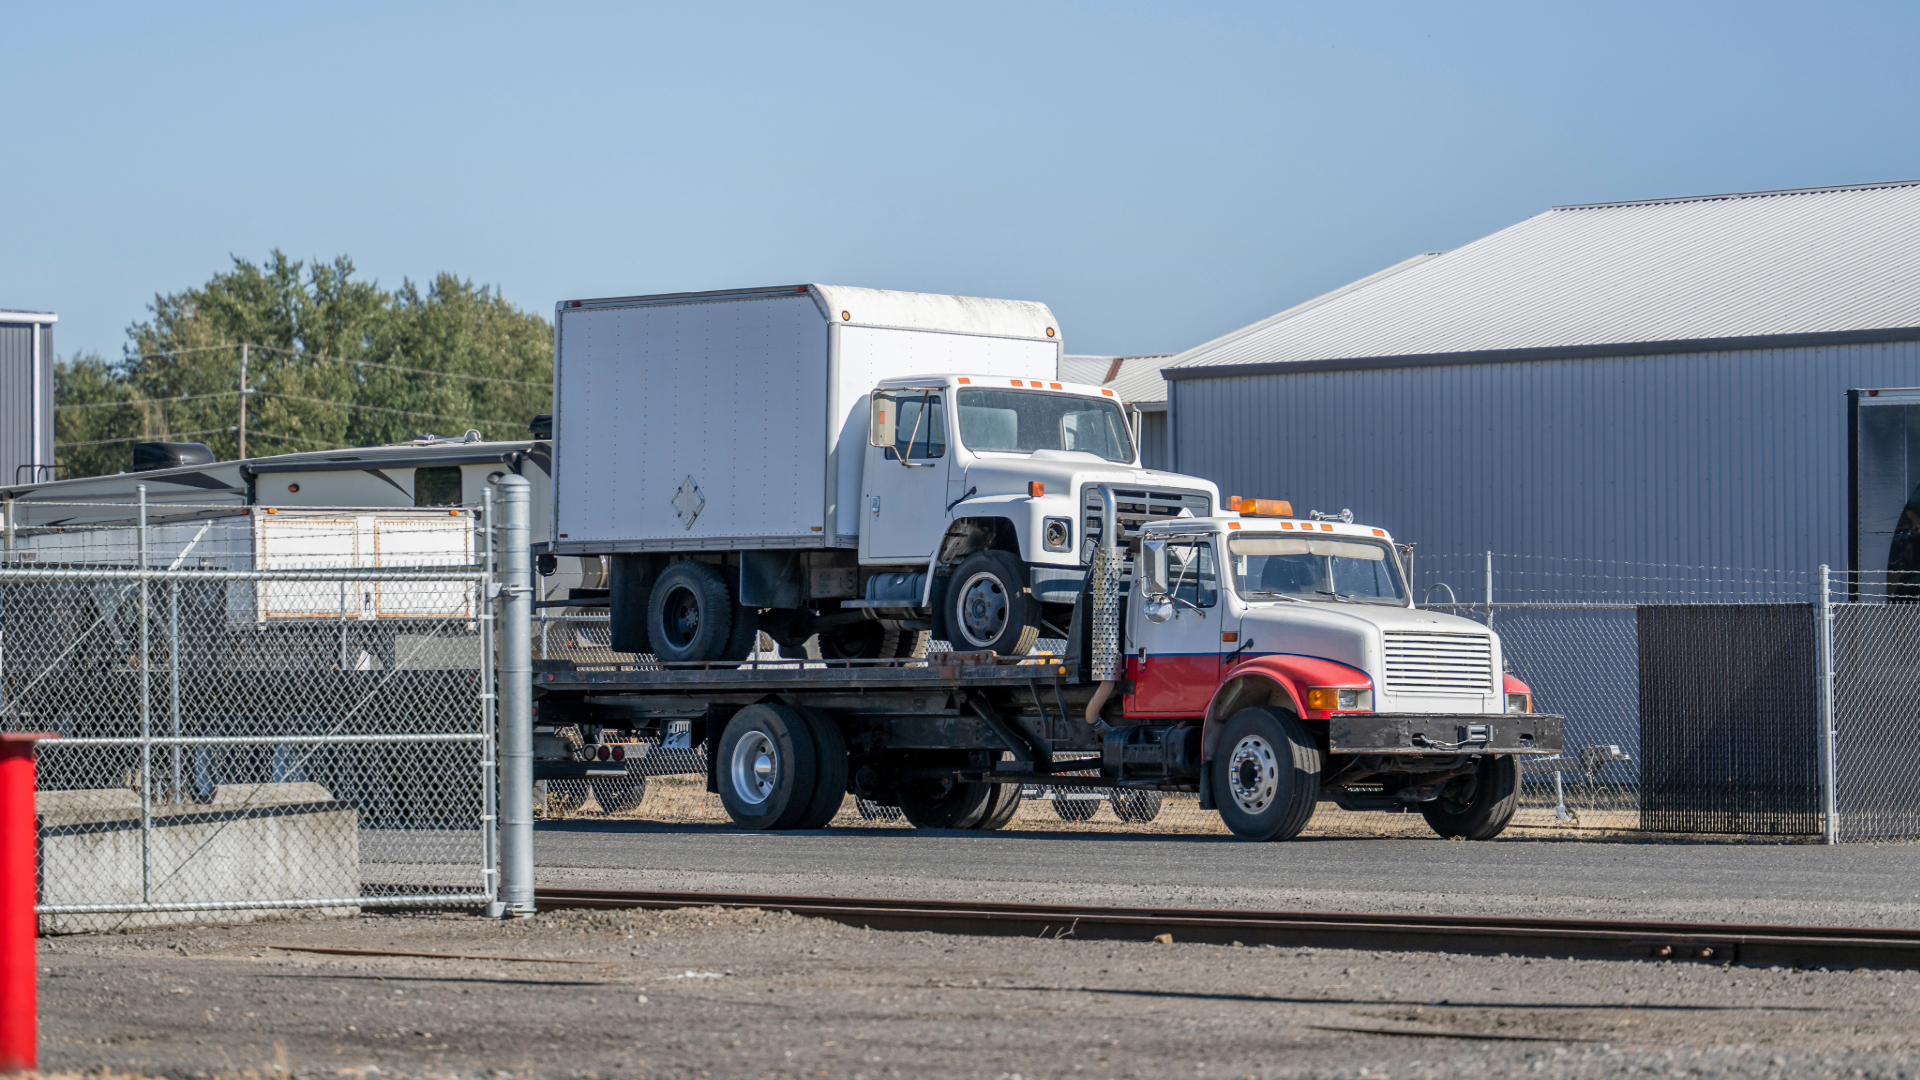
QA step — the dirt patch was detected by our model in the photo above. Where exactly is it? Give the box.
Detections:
[37,905,1920,1079]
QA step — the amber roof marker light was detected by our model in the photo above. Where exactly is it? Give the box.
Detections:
[1046,327,1055,337]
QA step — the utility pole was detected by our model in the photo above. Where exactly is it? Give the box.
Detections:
[237,343,249,460]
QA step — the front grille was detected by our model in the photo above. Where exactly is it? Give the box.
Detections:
[1383,632,1494,695]
[1082,487,1211,557]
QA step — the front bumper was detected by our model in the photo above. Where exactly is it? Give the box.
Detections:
[1326,713,1562,756]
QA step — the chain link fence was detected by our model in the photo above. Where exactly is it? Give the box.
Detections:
[2,501,499,930]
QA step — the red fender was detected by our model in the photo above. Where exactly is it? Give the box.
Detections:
[1503,671,1532,711]
[1207,653,1372,724]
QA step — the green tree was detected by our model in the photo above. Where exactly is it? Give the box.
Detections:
[52,251,553,478]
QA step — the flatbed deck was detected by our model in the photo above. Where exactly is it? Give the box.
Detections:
[534,655,1086,695]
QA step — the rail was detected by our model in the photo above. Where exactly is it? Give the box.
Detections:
[531,887,1920,970]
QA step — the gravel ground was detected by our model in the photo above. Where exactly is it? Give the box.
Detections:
[36,906,1920,1080]
[533,821,1920,928]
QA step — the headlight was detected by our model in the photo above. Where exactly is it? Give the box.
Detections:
[1306,687,1372,712]
[1506,692,1532,714]
[1042,516,1073,552]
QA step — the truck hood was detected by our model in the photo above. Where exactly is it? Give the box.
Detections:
[1234,601,1501,701]
[963,453,1219,506]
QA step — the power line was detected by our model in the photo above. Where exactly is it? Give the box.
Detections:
[259,392,528,430]
[106,341,549,388]
[248,342,550,388]
[56,390,246,412]
[55,426,235,449]
[244,429,349,449]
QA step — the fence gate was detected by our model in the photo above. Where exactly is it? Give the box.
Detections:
[1636,604,1823,836]
[0,559,497,931]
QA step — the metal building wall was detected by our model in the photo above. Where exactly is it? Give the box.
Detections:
[0,323,54,486]
[1168,339,1920,590]
[1136,409,1168,472]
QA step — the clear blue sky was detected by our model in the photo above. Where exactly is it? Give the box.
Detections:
[7,1,1919,362]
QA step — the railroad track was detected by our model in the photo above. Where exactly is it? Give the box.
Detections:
[533,887,1920,970]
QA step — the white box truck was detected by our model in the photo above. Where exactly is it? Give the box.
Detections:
[550,284,1221,661]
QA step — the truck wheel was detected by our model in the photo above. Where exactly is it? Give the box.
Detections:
[590,775,648,815]
[969,782,1023,830]
[715,704,819,830]
[1212,707,1321,842]
[1112,789,1165,823]
[648,561,755,664]
[1421,755,1520,840]
[898,769,993,829]
[1050,786,1100,821]
[790,707,850,830]
[944,551,1041,656]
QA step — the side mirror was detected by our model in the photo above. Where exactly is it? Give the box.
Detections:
[1140,536,1171,598]
[1142,595,1175,623]
[868,392,895,449]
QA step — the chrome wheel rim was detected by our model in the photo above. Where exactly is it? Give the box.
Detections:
[956,571,1010,648]
[1228,734,1280,815]
[729,730,777,807]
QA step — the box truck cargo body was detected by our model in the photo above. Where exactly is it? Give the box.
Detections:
[550,284,1062,551]
[551,284,1221,664]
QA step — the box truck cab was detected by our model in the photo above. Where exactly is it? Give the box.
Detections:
[549,284,1219,664]
[862,372,1215,654]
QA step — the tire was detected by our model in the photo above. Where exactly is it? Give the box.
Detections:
[714,704,819,830]
[647,561,756,664]
[1212,706,1321,842]
[790,707,850,830]
[1421,754,1521,840]
[943,550,1042,656]
[897,762,994,830]
[1050,787,1100,821]
[1111,789,1165,824]
[589,775,649,815]
[970,782,1023,831]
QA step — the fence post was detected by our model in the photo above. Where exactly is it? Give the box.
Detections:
[479,487,502,919]
[0,733,57,1074]
[1817,564,1838,845]
[1484,551,1494,630]
[169,581,182,804]
[495,476,535,917]
[137,485,153,901]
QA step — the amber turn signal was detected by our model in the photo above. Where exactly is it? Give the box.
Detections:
[1028,481,1045,498]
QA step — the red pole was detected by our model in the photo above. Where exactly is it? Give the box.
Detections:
[0,733,55,1075]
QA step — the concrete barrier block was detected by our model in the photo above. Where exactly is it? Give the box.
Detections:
[36,782,360,933]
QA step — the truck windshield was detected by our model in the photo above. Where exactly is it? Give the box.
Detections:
[1228,535,1407,606]
[956,389,1134,463]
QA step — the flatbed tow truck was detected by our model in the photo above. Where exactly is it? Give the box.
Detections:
[534,490,1562,841]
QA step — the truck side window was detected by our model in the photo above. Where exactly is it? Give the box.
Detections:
[1166,539,1217,609]
[873,391,945,460]
[414,466,463,507]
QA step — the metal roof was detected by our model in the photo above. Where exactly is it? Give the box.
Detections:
[1165,180,1920,376]
[560,284,1058,342]
[1057,354,1175,404]
[0,310,56,324]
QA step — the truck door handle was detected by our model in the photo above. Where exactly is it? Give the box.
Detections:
[870,496,881,516]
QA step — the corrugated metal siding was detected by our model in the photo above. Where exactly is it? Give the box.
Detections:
[1136,411,1168,472]
[0,323,51,487]
[1170,181,1920,371]
[1169,340,1920,591]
